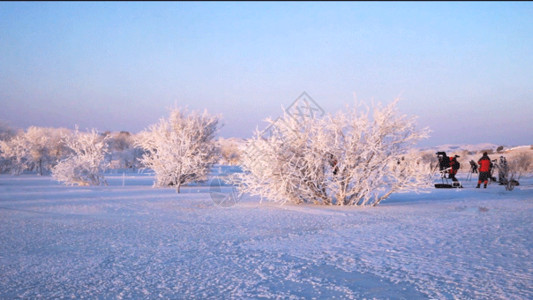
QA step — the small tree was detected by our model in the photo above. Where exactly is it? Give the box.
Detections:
[135,108,220,193]
[0,126,71,175]
[24,127,53,175]
[219,137,242,165]
[237,100,432,206]
[505,152,533,191]
[52,128,109,186]
[0,121,16,174]
[0,133,28,175]
[47,128,73,164]
[106,131,143,169]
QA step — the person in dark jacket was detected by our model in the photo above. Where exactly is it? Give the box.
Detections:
[477,152,492,188]
[469,160,478,173]
[448,155,460,182]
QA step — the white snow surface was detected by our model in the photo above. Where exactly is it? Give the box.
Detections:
[1,169,532,299]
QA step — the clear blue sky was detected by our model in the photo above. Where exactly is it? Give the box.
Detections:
[1,2,531,146]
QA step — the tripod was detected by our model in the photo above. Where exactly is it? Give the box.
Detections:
[435,167,462,188]
[466,160,478,182]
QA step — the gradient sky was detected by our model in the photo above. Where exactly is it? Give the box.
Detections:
[1,2,531,146]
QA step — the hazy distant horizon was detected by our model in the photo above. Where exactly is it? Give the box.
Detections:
[1,2,531,147]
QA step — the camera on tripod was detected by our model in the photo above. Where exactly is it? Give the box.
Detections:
[436,152,450,172]
[434,151,462,188]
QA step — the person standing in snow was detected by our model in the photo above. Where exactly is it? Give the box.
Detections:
[448,155,460,183]
[469,160,478,173]
[477,152,492,188]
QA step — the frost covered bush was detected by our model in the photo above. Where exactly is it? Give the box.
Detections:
[105,131,143,170]
[52,128,109,186]
[135,108,220,192]
[0,126,70,175]
[0,133,27,175]
[237,100,432,206]
[219,137,243,165]
[23,127,71,175]
[505,151,533,190]
[419,150,439,170]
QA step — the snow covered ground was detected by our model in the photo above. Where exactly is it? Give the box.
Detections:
[1,169,532,299]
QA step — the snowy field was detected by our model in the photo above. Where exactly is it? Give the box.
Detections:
[1,168,532,299]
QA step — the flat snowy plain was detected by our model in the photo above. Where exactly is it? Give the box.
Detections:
[1,168,532,299]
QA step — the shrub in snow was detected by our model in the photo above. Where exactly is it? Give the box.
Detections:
[105,131,143,170]
[135,108,220,193]
[0,133,28,175]
[108,147,144,170]
[23,127,54,175]
[25,127,73,175]
[236,100,432,206]
[505,151,533,191]
[52,128,109,186]
[47,128,74,164]
[0,126,71,175]
[419,150,439,170]
[219,137,243,165]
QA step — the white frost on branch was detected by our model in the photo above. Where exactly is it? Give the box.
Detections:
[52,128,109,186]
[0,126,71,175]
[134,108,220,193]
[0,133,28,175]
[236,99,433,206]
[505,151,533,190]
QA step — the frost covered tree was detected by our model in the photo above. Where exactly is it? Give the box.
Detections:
[52,128,109,186]
[0,121,16,173]
[237,100,432,206]
[0,132,28,175]
[505,151,533,191]
[23,127,60,175]
[0,126,71,175]
[105,131,143,169]
[135,108,220,192]
[47,128,72,164]
[219,137,243,165]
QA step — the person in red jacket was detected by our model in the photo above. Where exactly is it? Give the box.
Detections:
[448,155,460,183]
[477,152,492,188]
